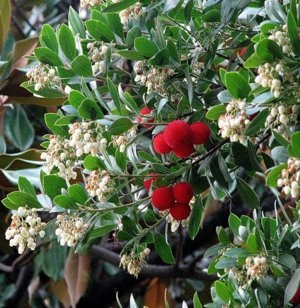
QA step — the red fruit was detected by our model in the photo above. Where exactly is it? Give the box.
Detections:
[173,142,194,158]
[190,121,210,145]
[173,182,194,204]
[151,187,174,211]
[143,173,158,191]
[138,107,154,127]
[291,288,300,304]
[239,47,247,57]
[170,203,191,220]
[153,133,172,154]
[164,120,192,149]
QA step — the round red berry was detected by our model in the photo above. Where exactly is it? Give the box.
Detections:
[170,203,191,220]
[143,173,158,191]
[173,182,194,203]
[137,107,154,127]
[190,122,210,145]
[291,288,300,304]
[151,187,174,211]
[153,133,172,154]
[173,142,194,158]
[164,120,192,149]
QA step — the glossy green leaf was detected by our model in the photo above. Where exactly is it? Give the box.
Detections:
[44,113,69,137]
[40,24,58,53]
[153,233,175,264]
[4,105,34,151]
[71,55,93,77]
[225,72,251,99]
[103,0,139,13]
[214,281,232,303]
[188,196,203,240]
[134,37,158,58]
[78,98,104,120]
[237,177,260,209]
[35,47,63,67]
[266,163,287,187]
[90,224,116,239]
[244,52,265,69]
[7,191,41,208]
[18,176,36,197]
[109,118,133,135]
[284,268,300,305]
[68,6,85,38]
[206,104,226,120]
[44,175,67,200]
[68,184,88,204]
[107,77,122,113]
[83,154,106,170]
[245,109,269,136]
[58,24,77,60]
[256,39,283,62]
[53,195,77,209]
[291,132,300,158]
[86,20,114,42]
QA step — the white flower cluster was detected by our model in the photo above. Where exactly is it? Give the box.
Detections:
[277,157,300,199]
[134,61,175,96]
[85,170,114,202]
[26,65,60,92]
[245,255,268,283]
[80,0,100,8]
[265,104,299,138]
[192,61,204,75]
[5,207,46,254]
[112,0,142,25]
[69,122,107,157]
[120,248,150,277]
[165,214,189,232]
[111,126,137,152]
[218,99,250,144]
[55,214,88,247]
[269,25,294,56]
[255,62,290,98]
[87,43,110,75]
[41,135,77,181]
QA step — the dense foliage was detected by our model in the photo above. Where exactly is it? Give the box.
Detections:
[1,0,300,306]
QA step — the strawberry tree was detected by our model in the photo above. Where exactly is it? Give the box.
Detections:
[2,0,300,306]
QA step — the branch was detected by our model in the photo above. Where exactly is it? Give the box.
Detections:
[90,245,215,281]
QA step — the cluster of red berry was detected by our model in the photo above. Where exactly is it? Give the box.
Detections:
[153,119,210,158]
[137,107,154,127]
[151,182,194,221]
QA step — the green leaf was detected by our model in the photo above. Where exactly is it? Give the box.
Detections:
[134,37,158,58]
[126,27,141,48]
[153,233,175,264]
[193,292,203,308]
[86,20,114,42]
[35,47,63,67]
[210,154,232,191]
[225,72,251,99]
[54,115,77,126]
[149,47,170,66]
[90,224,116,239]
[68,184,88,204]
[53,195,77,209]
[107,77,122,113]
[284,268,300,305]
[287,11,300,54]
[117,50,144,60]
[40,24,58,53]
[272,130,289,147]
[4,105,34,151]
[78,98,104,120]
[68,6,85,38]
[109,118,133,135]
[71,55,93,77]
[228,213,241,236]
[206,104,226,120]
[291,132,300,158]
[266,163,287,187]
[21,81,66,98]
[18,176,36,197]
[102,0,139,13]
[7,191,41,208]
[167,39,180,63]
[2,197,19,210]
[244,52,265,69]
[245,109,269,136]
[83,154,106,170]
[237,177,259,209]
[246,233,258,253]
[58,24,77,61]
[44,175,67,200]
[188,196,203,240]
[256,39,283,62]
[107,13,124,39]
[44,113,69,137]
[69,90,85,109]
[214,281,232,304]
